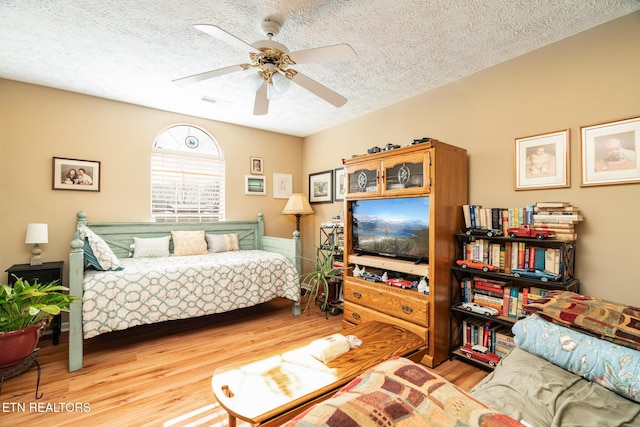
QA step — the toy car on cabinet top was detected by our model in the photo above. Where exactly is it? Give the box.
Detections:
[511,268,560,282]
[460,344,502,366]
[461,302,500,316]
[506,224,554,239]
[456,259,499,272]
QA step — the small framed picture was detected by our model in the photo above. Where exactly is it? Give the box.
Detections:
[250,156,263,174]
[309,170,333,203]
[273,173,292,199]
[334,167,346,201]
[53,157,101,192]
[580,115,640,187]
[245,175,266,195]
[514,129,569,190]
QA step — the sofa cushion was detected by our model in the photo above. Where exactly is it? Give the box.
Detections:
[206,233,239,253]
[171,230,208,256]
[283,356,523,427]
[79,226,122,271]
[523,290,640,351]
[132,236,171,258]
[513,313,640,403]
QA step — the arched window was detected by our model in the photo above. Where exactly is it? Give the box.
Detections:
[151,124,225,222]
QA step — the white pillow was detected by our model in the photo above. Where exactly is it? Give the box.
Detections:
[132,236,171,258]
[206,233,240,253]
[171,230,208,256]
[79,226,123,271]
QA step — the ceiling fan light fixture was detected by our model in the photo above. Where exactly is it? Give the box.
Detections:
[244,72,264,92]
[267,82,284,100]
[271,71,291,93]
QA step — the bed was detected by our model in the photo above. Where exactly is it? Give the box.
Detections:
[285,291,640,426]
[68,211,301,372]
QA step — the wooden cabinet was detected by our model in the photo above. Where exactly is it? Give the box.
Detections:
[342,141,467,367]
[345,148,431,198]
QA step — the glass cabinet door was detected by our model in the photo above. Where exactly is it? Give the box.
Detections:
[345,160,380,197]
[382,151,430,196]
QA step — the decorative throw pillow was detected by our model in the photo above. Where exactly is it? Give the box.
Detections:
[171,230,207,256]
[79,226,123,271]
[524,290,640,351]
[132,236,171,258]
[206,233,240,253]
[513,314,640,403]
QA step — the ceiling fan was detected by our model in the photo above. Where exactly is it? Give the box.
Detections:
[173,18,357,115]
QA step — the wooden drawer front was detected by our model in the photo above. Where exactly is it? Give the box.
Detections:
[343,303,429,348]
[344,280,428,327]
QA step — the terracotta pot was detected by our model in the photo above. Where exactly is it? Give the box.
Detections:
[0,322,43,367]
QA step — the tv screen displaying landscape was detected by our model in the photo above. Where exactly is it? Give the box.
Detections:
[351,196,430,262]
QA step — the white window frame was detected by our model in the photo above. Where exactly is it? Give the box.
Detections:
[151,124,225,222]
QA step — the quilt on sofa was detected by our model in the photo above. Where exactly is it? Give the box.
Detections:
[81,250,299,338]
[284,356,523,427]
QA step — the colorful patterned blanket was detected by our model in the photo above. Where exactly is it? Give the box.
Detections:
[81,250,299,338]
[284,357,523,427]
[523,291,640,351]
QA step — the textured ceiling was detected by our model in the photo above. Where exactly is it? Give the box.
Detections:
[1,1,639,137]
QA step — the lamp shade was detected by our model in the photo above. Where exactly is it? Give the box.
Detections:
[25,223,48,244]
[282,194,314,215]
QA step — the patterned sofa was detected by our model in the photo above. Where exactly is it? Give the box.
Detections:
[285,292,640,427]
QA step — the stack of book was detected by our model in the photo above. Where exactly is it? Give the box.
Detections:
[461,319,515,357]
[532,202,584,240]
[461,277,551,318]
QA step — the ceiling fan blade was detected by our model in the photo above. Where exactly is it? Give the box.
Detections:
[287,44,357,64]
[253,81,269,115]
[288,71,348,107]
[194,24,261,54]
[172,64,248,86]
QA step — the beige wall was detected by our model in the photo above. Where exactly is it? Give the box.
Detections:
[303,12,640,304]
[1,13,638,305]
[0,81,303,280]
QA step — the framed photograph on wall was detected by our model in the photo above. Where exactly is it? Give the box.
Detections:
[250,156,263,174]
[273,173,292,199]
[52,157,101,191]
[334,167,346,201]
[309,170,333,203]
[245,175,266,195]
[580,115,640,187]
[514,129,569,190]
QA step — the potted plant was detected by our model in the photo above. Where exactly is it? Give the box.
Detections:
[0,276,79,367]
[299,250,343,315]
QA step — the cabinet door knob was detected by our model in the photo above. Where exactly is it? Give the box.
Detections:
[351,312,361,320]
[352,291,362,299]
[402,305,413,314]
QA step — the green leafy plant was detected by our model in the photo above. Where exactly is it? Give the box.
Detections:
[299,250,343,314]
[0,276,80,333]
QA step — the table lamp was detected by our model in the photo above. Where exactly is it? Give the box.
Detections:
[282,194,314,232]
[25,223,48,265]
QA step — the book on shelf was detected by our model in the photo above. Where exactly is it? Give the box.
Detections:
[535,202,570,208]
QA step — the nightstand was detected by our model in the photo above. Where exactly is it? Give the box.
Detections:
[6,261,64,345]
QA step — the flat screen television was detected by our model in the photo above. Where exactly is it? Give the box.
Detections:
[350,196,430,263]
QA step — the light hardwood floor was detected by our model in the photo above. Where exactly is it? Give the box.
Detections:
[1,298,488,426]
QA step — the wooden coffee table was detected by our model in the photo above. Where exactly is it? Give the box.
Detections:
[211,321,426,427]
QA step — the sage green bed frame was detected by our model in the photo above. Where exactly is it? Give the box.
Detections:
[68,211,301,372]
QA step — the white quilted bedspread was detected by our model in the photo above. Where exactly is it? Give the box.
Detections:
[81,250,299,338]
